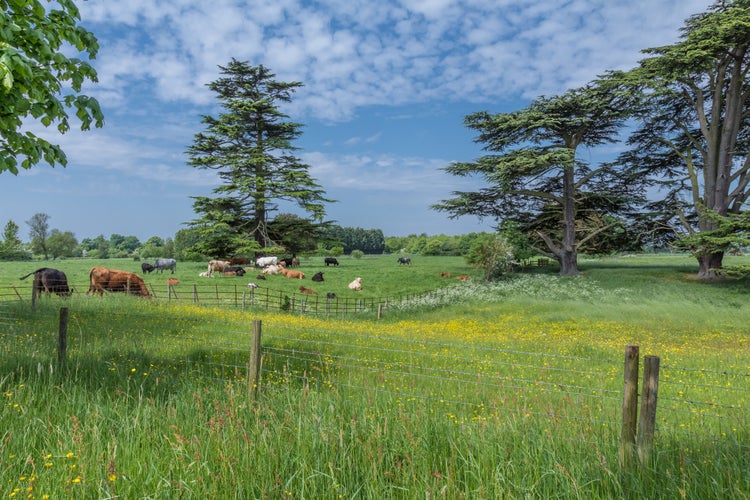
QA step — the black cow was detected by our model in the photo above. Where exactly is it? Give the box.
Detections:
[280,257,294,267]
[324,257,339,267]
[398,257,411,265]
[19,268,72,298]
[141,262,154,274]
[326,292,337,299]
[311,271,324,282]
[223,266,246,276]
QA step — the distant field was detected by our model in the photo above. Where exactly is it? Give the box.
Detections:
[3,255,482,302]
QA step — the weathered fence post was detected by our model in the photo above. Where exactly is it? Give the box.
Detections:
[638,355,660,464]
[58,307,69,366]
[31,288,36,311]
[620,345,639,469]
[377,303,382,320]
[193,284,198,303]
[247,319,262,401]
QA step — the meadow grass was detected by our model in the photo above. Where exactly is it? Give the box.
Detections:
[0,254,748,498]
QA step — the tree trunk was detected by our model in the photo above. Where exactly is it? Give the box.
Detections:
[558,249,580,276]
[697,251,724,279]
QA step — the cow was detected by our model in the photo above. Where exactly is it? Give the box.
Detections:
[199,271,213,277]
[292,257,300,267]
[324,257,339,267]
[440,272,451,278]
[207,259,230,277]
[261,264,281,275]
[166,278,179,286]
[348,277,362,291]
[141,262,154,274]
[279,257,294,267]
[19,268,72,298]
[229,257,250,265]
[299,285,316,294]
[456,275,469,281]
[223,266,246,276]
[153,258,176,274]
[280,268,305,279]
[256,274,266,280]
[256,256,278,268]
[247,283,260,289]
[311,271,324,282]
[88,267,151,297]
[326,292,337,299]
[398,257,411,265]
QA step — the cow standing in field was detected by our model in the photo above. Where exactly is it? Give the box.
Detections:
[324,257,339,267]
[88,267,151,297]
[256,256,278,268]
[19,268,72,298]
[207,259,230,277]
[398,257,411,265]
[141,262,154,274]
[153,258,176,274]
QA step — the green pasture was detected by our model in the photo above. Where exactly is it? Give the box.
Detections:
[0,254,748,498]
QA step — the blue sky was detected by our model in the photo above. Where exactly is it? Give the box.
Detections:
[2,0,712,242]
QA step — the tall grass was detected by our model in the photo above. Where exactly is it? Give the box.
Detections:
[0,254,748,497]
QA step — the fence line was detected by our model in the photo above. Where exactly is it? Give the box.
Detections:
[5,306,748,465]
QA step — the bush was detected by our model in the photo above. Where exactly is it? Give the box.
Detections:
[351,249,364,259]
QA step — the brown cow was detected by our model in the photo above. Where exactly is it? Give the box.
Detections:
[299,285,316,294]
[280,268,305,279]
[88,267,151,297]
[207,259,230,277]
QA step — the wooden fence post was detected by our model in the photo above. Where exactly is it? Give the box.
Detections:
[58,307,69,366]
[638,355,660,464]
[620,345,639,470]
[247,319,262,402]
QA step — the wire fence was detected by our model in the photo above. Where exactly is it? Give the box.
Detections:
[6,306,744,456]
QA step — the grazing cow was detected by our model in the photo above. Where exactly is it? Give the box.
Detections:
[326,292,337,299]
[141,262,154,274]
[224,266,246,276]
[207,259,230,277]
[456,275,469,281]
[324,257,339,267]
[153,258,177,274]
[166,278,179,286]
[311,271,324,282]
[261,264,281,275]
[348,277,363,291]
[88,267,151,297]
[229,257,250,265]
[398,257,411,265]
[256,256,278,268]
[291,257,300,267]
[19,268,72,298]
[299,285,316,294]
[440,272,451,278]
[280,269,305,279]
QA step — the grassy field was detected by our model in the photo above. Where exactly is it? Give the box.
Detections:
[0,254,748,498]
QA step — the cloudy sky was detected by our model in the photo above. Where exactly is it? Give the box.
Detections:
[2,0,712,242]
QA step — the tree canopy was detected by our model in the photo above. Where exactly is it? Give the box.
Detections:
[434,81,639,275]
[616,0,750,277]
[0,0,104,173]
[186,60,332,257]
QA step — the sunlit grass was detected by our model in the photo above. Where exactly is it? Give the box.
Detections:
[0,254,748,497]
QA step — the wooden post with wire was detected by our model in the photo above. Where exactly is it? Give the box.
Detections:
[247,319,262,402]
[620,345,639,470]
[638,355,660,464]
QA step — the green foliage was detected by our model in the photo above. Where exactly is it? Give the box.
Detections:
[318,225,385,254]
[26,212,50,258]
[46,229,79,259]
[351,249,364,259]
[186,60,332,250]
[0,0,103,173]
[465,233,514,281]
[0,219,29,260]
[267,213,320,256]
[673,209,750,256]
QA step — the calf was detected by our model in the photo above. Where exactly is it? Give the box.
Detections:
[141,262,154,274]
[166,278,179,286]
[224,266,246,276]
[299,285,316,294]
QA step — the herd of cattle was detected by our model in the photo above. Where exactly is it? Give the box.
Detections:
[16,255,424,299]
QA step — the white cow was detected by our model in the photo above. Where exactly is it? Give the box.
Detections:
[348,277,362,291]
[207,259,230,277]
[256,256,278,267]
[261,264,281,275]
